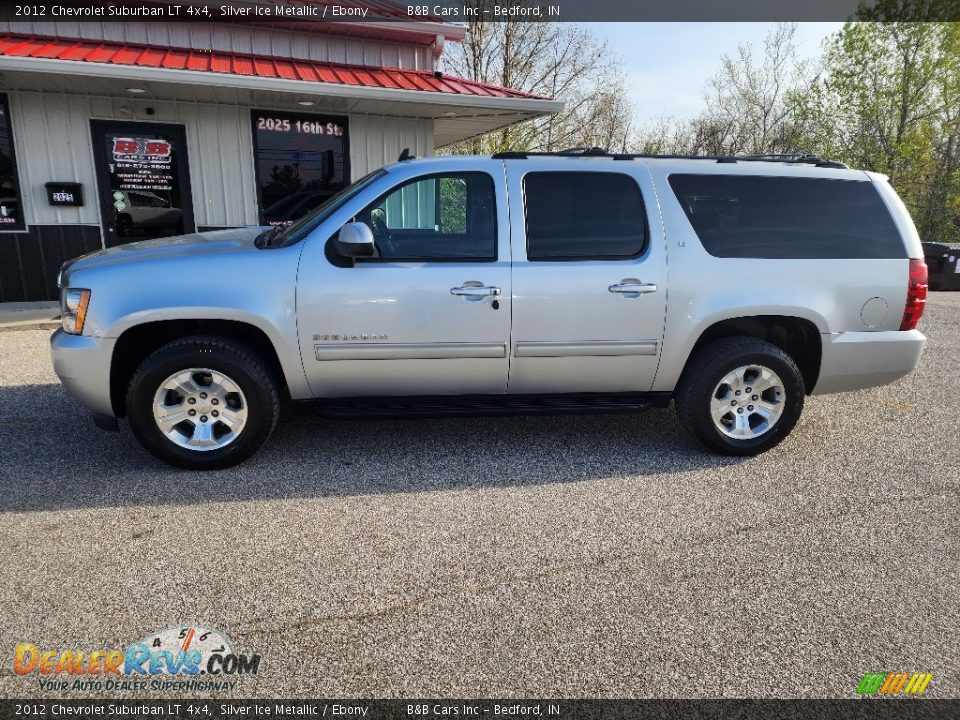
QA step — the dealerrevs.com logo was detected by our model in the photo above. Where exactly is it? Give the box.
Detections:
[14,625,261,693]
[856,672,933,696]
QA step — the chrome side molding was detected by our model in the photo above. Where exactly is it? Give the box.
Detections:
[514,340,658,357]
[315,342,508,361]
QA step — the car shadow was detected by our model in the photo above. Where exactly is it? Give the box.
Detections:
[0,382,746,512]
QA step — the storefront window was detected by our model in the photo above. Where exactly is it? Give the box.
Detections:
[0,94,25,231]
[252,110,349,226]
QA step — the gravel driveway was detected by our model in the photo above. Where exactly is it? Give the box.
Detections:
[1,294,957,699]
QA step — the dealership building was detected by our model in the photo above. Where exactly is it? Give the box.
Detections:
[0,5,560,302]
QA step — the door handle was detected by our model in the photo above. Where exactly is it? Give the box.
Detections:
[609,280,657,296]
[451,285,501,298]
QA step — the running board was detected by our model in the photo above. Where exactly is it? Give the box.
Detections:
[295,392,671,419]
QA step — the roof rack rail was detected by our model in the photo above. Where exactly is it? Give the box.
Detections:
[490,149,848,168]
[557,146,608,155]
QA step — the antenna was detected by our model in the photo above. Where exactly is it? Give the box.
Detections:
[398,148,414,161]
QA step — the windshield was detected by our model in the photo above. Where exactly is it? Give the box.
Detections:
[272,169,387,248]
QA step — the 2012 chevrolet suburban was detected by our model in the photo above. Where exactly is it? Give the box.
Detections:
[51,150,929,469]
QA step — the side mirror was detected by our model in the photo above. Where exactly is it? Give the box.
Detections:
[334,222,375,259]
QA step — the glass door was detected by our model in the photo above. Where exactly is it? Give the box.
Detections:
[90,120,195,246]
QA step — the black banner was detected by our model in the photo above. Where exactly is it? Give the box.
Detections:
[2,0,960,23]
[1,700,959,719]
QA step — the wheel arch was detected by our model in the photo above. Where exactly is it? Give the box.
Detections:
[109,319,290,417]
[679,315,822,394]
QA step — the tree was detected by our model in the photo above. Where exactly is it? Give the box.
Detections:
[697,23,812,155]
[917,22,960,242]
[268,164,302,194]
[630,24,813,158]
[638,13,960,242]
[795,20,959,241]
[856,0,960,22]
[442,3,636,153]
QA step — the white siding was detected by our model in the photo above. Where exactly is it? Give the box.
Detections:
[349,115,433,177]
[8,91,259,230]
[0,21,433,70]
[8,92,101,228]
[184,103,258,228]
[7,91,434,238]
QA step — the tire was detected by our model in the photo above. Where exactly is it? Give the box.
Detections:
[675,336,805,456]
[126,336,280,470]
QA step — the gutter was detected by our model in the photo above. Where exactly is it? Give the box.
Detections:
[0,55,563,115]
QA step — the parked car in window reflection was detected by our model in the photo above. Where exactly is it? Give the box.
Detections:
[114,190,183,237]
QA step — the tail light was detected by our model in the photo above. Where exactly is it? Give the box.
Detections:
[899,258,928,330]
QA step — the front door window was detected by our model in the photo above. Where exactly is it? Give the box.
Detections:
[355,172,497,261]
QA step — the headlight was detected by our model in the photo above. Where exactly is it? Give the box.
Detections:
[61,289,91,335]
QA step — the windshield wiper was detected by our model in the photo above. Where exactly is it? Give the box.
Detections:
[255,226,284,249]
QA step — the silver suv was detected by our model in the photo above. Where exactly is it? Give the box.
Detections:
[51,151,929,469]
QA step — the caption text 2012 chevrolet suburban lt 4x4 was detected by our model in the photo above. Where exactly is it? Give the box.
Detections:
[51,151,928,469]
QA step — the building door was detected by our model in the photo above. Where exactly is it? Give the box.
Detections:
[90,120,195,247]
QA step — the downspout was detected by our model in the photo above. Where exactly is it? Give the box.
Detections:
[432,34,445,71]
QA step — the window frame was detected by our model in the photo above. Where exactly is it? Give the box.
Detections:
[522,171,650,262]
[250,108,350,227]
[354,171,499,264]
[0,93,26,233]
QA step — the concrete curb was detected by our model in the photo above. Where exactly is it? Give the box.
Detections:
[0,320,61,332]
[0,301,61,332]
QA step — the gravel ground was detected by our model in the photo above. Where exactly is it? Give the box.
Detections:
[0,294,957,699]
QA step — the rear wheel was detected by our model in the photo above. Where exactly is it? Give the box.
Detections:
[126,336,279,470]
[675,336,805,455]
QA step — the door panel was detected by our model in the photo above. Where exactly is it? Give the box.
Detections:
[300,262,511,396]
[90,120,195,247]
[507,162,668,394]
[296,164,511,397]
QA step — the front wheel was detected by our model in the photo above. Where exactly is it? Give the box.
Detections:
[675,337,805,456]
[126,336,280,470]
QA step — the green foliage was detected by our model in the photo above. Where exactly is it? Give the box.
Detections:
[439,177,467,234]
[793,20,960,242]
[856,0,960,22]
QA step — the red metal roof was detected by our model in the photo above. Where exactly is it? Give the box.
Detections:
[0,33,545,100]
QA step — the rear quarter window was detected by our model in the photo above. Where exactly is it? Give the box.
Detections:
[668,174,906,259]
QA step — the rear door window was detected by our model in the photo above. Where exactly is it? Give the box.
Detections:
[668,174,906,259]
[523,172,648,260]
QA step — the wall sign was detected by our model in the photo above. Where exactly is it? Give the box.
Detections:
[45,182,84,207]
[110,136,175,193]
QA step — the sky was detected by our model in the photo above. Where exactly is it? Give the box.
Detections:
[588,22,845,124]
